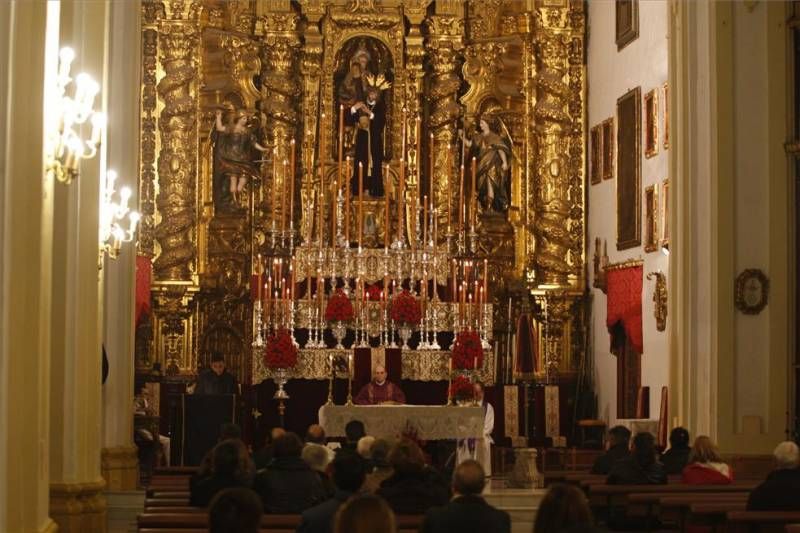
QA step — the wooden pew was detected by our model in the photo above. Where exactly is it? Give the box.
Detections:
[588,482,757,511]
[686,501,748,532]
[726,511,800,533]
[138,513,424,532]
[627,492,749,530]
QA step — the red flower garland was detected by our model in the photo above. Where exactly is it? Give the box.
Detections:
[390,290,421,325]
[449,375,475,401]
[264,329,298,369]
[325,289,354,321]
[451,330,483,370]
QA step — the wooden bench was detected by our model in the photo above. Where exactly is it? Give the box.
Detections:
[686,502,748,532]
[726,511,800,533]
[138,512,424,532]
[623,492,749,530]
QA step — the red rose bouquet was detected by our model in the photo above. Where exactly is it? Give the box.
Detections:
[365,284,383,301]
[264,329,298,369]
[451,330,483,370]
[325,289,354,322]
[390,290,421,325]
[449,375,475,401]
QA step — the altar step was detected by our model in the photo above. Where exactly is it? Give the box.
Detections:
[483,480,544,533]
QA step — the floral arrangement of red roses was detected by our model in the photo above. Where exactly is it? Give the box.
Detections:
[451,330,483,370]
[264,329,298,369]
[325,289,354,321]
[449,375,475,401]
[390,290,421,325]
[364,284,383,301]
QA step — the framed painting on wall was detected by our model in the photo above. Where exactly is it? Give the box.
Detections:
[616,0,639,51]
[644,185,658,252]
[663,83,669,149]
[602,118,614,180]
[616,86,642,250]
[590,125,602,185]
[661,178,670,248]
[644,89,658,158]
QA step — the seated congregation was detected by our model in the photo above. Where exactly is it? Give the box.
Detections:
[138,421,800,533]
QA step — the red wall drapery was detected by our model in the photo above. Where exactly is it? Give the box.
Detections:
[515,313,537,376]
[135,255,152,327]
[606,264,643,354]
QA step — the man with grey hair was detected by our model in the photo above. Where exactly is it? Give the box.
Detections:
[354,364,406,405]
[302,443,334,497]
[747,441,800,511]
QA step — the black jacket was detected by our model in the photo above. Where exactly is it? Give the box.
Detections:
[590,444,630,475]
[747,468,800,511]
[607,457,667,485]
[195,369,237,395]
[296,489,354,533]
[254,456,327,514]
[376,467,450,515]
[189,472,251,507]
[420,495,511,533]
[660,446,691,475]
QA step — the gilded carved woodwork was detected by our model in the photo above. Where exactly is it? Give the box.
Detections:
[154,21,199,281]
[137,0,587,383]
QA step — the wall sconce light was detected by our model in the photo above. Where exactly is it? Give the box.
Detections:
[46,47,105,185]
[99,169,140,263]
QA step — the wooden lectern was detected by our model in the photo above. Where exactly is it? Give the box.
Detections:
[176,394,237,466]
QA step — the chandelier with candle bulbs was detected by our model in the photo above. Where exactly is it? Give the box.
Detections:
[46,47,105,185]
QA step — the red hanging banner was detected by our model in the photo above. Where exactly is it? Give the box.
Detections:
[606,264,644,354]
[135,255,152,327]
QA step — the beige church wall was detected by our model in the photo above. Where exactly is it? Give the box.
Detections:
[587,0,670,427]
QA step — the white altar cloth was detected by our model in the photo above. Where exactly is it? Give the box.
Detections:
[318,404,485,440]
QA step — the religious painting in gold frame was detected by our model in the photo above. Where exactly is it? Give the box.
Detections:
[616,87,641,250]
[644,89,658,158]
[616,0,639,51]
[590,125,602,185]
[602,117,614,180]
[661,178,670,248]
[663,83,669,149]
[644,185,658,252]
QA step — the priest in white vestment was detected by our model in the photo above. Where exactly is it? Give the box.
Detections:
[456,382,494,476]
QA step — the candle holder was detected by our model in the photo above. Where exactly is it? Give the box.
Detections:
[332,321,347,350]
[429,303,441,350]
[289,301,298,347]
[336,188,349,249]
[326,356,334,405]
[253,300,264,348]
[389,319,398,348]
[468,227,479,255]
[345,367,354,406]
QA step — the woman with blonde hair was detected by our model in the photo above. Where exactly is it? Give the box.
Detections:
[334,494,397,533]
[682,436,733,484]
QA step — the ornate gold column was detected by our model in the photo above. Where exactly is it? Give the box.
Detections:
[257,2,301,229]
[404,1,427,221]
[529,0,586,377]
[426,9,465,237]
[152,2,201,373]
[0,1,56,530]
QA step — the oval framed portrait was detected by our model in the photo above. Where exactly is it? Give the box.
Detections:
[735,269,769,315]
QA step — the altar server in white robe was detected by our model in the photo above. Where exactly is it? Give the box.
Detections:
[457,382,494,477]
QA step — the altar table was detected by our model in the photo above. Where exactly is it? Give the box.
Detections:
[318,404,485,440]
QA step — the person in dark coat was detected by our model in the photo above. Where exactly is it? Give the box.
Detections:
[195,352,238,395]
[339,420,365,454]
[607,432,667,485]
[747,441,800,511]
[254,432,327,514]
[660,427,691,475]
[209,487,263,533]
[296,450,368,533]
[190,439,254,507]
[591,425,632,475]
[532,483,594,533]
[420,460,510,533]
[376,439,450,515]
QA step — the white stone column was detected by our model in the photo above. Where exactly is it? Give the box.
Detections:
[48,1,110,531]
[0,1,58,531]
[101,0,142,492]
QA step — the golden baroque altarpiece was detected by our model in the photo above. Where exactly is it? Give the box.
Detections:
[136,0,587,387]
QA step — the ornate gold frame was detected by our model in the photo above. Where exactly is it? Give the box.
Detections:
[735,269,769,315]
[616,86,641,251]
[602,117,614,180]
[644,88,658,159]
[661,178,670,248]
[663,82,669,150]
[644,184,658,252]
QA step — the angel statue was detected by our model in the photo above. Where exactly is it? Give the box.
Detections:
[461,115,513,213]
[211,108,268,211]
[349,73,390,198]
